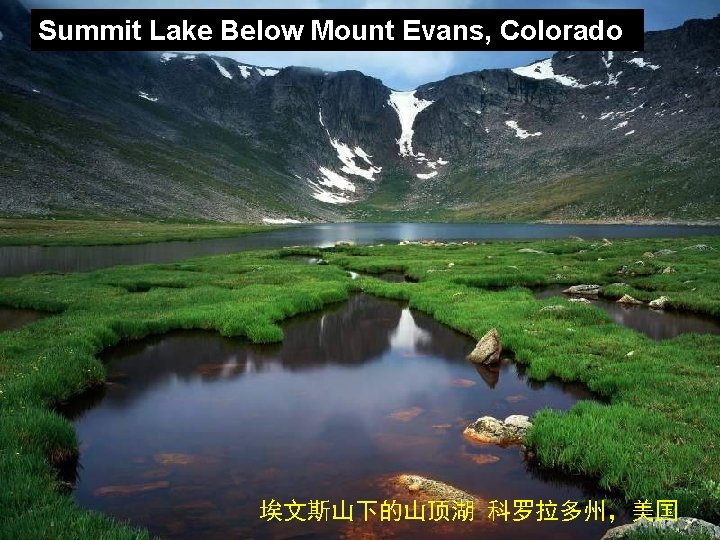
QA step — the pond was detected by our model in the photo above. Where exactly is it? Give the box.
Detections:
[0,307,48,332]
[4,222,720,276]
[60,294,626,539]
[535,286,720,340]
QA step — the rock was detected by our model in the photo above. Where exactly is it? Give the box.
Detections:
[600,517,720,540]
[564,284,601,297]
[540,304,566,312]
[447,262,455,268]
[463,414,532,445]
[569,235,584,241]
[518,248,548,254]
[649,296,670,309]
[467,328,502,365]
[642,251,655,258]
[661,266,676,274]
[626,350,635,357]
[334,240,356,247]
[569,297,592,304]
[683,244,714,252]
[653,249,677,256]
[394,474,478,502]
[617,294,643,305]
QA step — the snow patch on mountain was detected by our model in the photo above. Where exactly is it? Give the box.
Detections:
[511,58,586,88]
[263,217,302,224]
[257,68,279,77]
[318,167,356,192]
[329,139,382,181]
[160,53,177,63]
[627,57,660,70]
[505,120,542,139]
[388,90,434,157]
[212,59,233,79]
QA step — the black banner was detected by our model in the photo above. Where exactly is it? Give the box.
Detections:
[31,9,644,52]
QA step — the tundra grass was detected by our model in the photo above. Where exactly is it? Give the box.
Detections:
[0,236,719,537]
[0,218,282,247]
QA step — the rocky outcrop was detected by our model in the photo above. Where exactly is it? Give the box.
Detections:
[463,414,532,445]
[564,284,601,297]
[654,249,677,257]
[683,244,714,252]
[518,248,549,254]
[649,296,670,309]
[617,294,643,305]
[467,329,502,365]
[601,517,720,539]
[395,474,479,502]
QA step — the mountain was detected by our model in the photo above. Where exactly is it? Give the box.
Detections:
[1,0,719,223]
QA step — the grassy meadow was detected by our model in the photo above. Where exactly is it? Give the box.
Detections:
[0,218,281,246]
[0,235,718,538]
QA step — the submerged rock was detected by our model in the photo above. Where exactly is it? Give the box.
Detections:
[564,284,601,297]
[463,414,532,446]
[649,296,670,309]
[617,294,643,305]
[601,517,720,539]
[467,329,502,365]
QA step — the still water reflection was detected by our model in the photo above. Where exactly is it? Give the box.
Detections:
[62,295,623,539]
[535,286,720,340]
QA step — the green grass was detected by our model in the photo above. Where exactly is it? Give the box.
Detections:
[0,237,719,537]
[0,218,284,246]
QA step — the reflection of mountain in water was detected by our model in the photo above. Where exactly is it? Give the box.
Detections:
[62,295,422,413]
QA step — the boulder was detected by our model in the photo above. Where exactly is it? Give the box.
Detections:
[463,415,532,445]
[683,244,714,252]
[395,474,478,502]
[653,249,677,256]
[617,294,643,305]
[642,251,655,258]
[467,329,502,365]
[564,284,601,297]
[541,304,566,312]
[600,517,720,540]
[649,296,670,309]
[661,266,676,274]
[334,240,356,247]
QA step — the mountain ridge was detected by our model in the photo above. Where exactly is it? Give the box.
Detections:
[1,0,719,223]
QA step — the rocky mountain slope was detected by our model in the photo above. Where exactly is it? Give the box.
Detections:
[1,0,719,222]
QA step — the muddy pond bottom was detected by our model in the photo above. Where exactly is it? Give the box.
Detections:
[62,294,624,539]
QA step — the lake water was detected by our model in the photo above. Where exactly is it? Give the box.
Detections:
[60,294,626,539]
[3,222,720,276]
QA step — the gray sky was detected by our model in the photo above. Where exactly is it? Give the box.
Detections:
[23,0,720,89]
